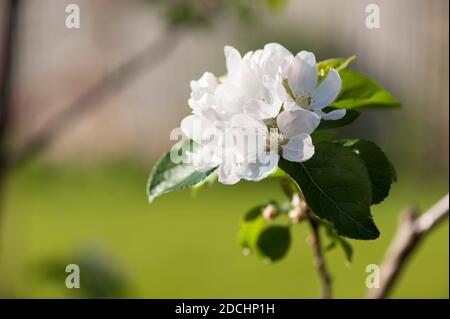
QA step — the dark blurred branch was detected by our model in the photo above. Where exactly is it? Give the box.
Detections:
[306,209,332,299]
[0,0,21,245]
[0,0,21,161]
[4,25,181,169]
[367,194,449,299]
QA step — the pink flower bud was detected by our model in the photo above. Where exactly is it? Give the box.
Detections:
[262,204,277,220]
[291,193,301,207]
[289,207,302,223]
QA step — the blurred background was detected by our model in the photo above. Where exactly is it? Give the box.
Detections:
[0,0,448,298]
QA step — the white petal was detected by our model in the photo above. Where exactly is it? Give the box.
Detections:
[316,108,346,120]
[229,113,265,129]
[241,152,279,181]
[244,99,281,120]
[217,64,266,113]
[242,50,254,61]
[180,114,216,144]
[260,43,294,79]
[218,161,241,185]
[276,109,320,138]
[282,134,315,163]
[238,66,266,98]
[190,72,217,92]
[282,101,297,111]
[262,75,284,106]
[188,72,218,109]
[311,69,342,110]
[191,92,231,123]
[180,115,200,143]
[287,51,317,96]
[224,46,242,82]
[264,43,292,56]
[277,80,294,105]
[229,113,267,162]
[190,142,222,172]
[215,82,247,114]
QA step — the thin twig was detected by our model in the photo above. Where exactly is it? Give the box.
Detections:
[305,210,332,299]
[367,193,449,299]
[4,25,181,169]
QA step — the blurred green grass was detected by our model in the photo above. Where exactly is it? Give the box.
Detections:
[0,162,448,298]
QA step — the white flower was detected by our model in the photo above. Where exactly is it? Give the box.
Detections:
[181,109,319,185]
[188,72,218,110]
[281,51,345,120]
[243,43,293,82]
[180,44,323,185]
[276,109,319,162]
[216,45,282,117]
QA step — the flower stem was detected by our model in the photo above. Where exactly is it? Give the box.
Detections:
[305,210,332,299]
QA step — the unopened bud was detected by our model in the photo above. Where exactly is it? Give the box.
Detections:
[289,207,302,223]
[291,193,301,207]
[289,195,308,223]
[262,204,277,220]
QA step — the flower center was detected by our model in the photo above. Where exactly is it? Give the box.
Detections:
[295,94,312,108]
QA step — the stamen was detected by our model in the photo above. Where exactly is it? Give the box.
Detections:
[265,129,288,153]
[295,94,312,108]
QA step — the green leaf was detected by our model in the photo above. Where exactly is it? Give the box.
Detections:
[317,108,360,130]
[322,220,353,263]
[256,226,291,262]
[317,55,356,79]
[337,236,353,263]
[279,142,379,240]
[331,70,400,110]
[191,169,218,194]
[311,129,337,144]
[147,140,215,203]
[337,139,396,205]
[237,205,265,254]
[325,237,353,264]
[388,161,398,183]
[317,56,399,110]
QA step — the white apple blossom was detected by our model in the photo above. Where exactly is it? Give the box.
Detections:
[180,44,329,185]
[280,51,345,120]
[241,42,293,83]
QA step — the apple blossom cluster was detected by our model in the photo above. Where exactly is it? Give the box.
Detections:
[179,43,344,184]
